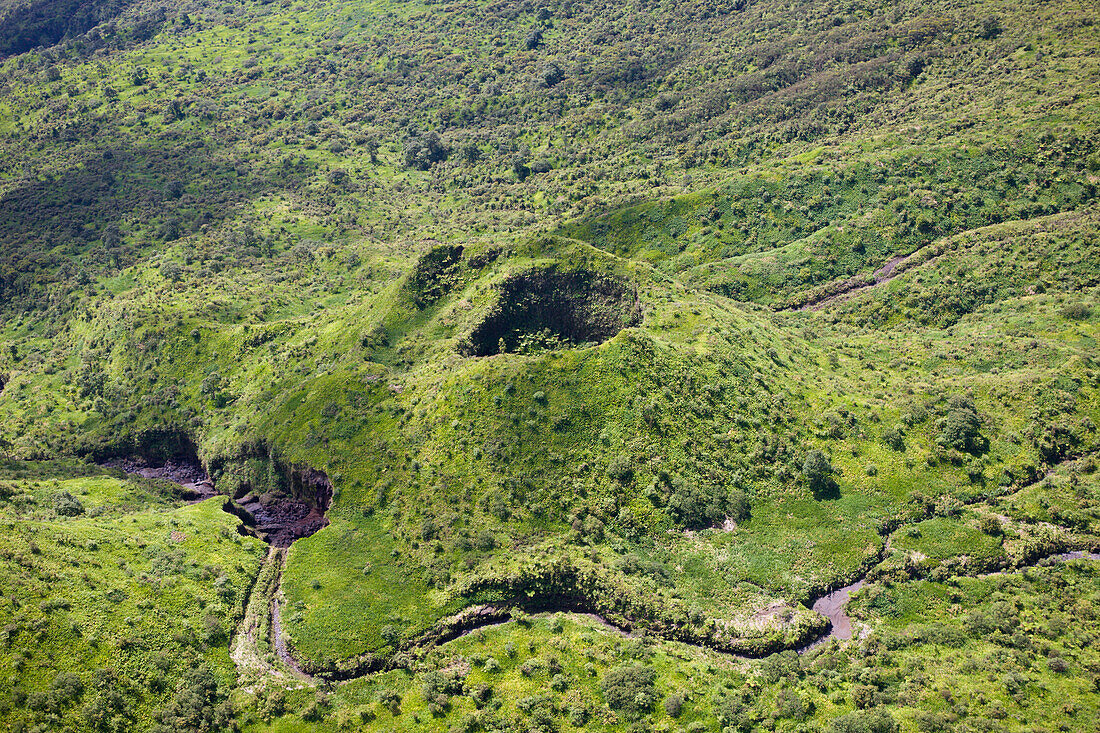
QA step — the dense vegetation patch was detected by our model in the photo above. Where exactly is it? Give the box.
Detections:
[0,0,1099,729]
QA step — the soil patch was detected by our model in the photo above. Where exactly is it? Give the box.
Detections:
[103,456,217,501]
[798,580,866,653]
[793,251,915,311]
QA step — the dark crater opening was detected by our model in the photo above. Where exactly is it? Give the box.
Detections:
[93,428,216,500]
[226,466,332,547]
[461,267,641,356]
[91,429,331,546]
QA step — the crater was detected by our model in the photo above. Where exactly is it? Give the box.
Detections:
[96,429,216,501]
[461,267,641,356]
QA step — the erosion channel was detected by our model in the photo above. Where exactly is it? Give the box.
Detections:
[102,448,332,684]
[103,456,1100,683]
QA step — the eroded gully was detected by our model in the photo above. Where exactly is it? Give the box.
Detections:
[111,458,1100,683]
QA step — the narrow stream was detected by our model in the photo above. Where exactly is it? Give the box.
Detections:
[107,455,329,681]
[268,554,311,678]
[798,579,865,653]
[104,457,1100,678]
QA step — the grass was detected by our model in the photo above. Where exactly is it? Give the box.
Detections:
[0,463,266,731]
[0,0,1099,729]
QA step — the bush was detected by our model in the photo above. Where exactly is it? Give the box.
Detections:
[422,669,464,716]
[403,131,449,170]
[667,481,749,529]
[664,691,686,718]
[936,397,986,454]
[83,669,132,732]
[50,672,84,706]
[831,708,898,733]
[979,515,1002,536]
[53,491,85,516]
[775,687,811,720]
[1060,302,1092,320]
[803,450,837,498]
[601,664,657,715]
[151,666,233,733]
[377,689,401,715]
[607,454,634,482]
[882,426,905,451]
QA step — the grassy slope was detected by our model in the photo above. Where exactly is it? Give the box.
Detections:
[0,0,1098,730]
[0,461,267,731]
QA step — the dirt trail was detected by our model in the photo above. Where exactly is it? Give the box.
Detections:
[799,252,912,311]
[231,547,316,689]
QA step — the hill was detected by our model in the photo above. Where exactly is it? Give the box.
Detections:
[0,0,1099,730]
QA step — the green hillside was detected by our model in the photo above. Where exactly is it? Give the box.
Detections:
[1,0,1099,730]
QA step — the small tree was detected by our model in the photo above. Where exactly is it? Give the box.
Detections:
[882,426,905,451]
[937,397,986,454]
[53,491,85,516]
[803,450,836,498]
[403,131,449,170]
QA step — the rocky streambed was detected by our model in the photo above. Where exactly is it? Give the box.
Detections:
[105,453,332,546]
[102,452,1100,680]
[103,456,218,501]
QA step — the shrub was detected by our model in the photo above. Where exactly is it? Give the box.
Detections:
[601,664,657,715]
[403,131,449,170]
[516,694,556,731]
[422,669,464,715]
[1060,302,1092,320]
[882,426,905,451]
[152,666,233,733]
[803,450,837,498]
[664,691,686,718]
[53,491,85,516]
[607,454,634,482]
[979,515,1002,536]
[936,397,986,454]
[378,689,401,715]
[831,708,898,733]
[776,688,811,720]
[50,672,84,706]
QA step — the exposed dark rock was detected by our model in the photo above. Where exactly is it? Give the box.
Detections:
[97,431,332,546]
[102,455,216,501]
[225,464,332,547]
